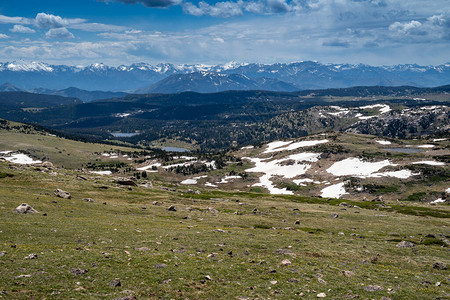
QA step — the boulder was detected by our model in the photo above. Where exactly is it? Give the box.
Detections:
[115,178,137,186]
[140,182,153,189]
[433,262,447,270]
[14,203,38,214]
[396,241,416,248]
[54,189,71,199]
[41,161,54,168]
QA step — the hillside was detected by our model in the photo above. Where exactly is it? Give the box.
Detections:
[0,119,449,299]
[0,85,448,151]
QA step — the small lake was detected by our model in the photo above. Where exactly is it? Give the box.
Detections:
[161,146,190,152]
[110,132,140,138]
[385,148,423,153]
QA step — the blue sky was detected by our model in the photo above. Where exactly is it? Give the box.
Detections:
[0,0,449,66]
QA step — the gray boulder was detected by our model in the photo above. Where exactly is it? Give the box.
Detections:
[54,189,71,199]
[14,203,38,214]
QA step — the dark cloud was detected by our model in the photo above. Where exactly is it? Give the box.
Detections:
[101,0,182,8]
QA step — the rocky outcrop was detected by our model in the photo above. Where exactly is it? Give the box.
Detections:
[14,203,38,214]
[54,189,71,199]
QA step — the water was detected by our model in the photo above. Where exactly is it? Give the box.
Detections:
[161,146,190,152]
[385,148,423,153]
[111,132,140,138]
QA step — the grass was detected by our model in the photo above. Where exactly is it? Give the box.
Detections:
[0,126,449,299]
[0,162,449,299]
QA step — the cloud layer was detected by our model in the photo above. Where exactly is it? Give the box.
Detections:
[0,1,449,65]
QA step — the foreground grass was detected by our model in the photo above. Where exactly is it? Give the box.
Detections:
[0,162,449,299]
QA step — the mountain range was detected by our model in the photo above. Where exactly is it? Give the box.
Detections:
[1,61,450,93]
[0,83,127,102]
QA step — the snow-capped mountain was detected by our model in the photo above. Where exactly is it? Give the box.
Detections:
[0,61,449,92]
[136,71,299,94]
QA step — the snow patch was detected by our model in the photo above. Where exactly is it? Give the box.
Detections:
[245,152,321,194]
[431,198,446,204]
[412,161,445,166]
[137,162,161,171]
[90,170,112,175]
[181,175,207,185]
[218,176,241,184]
[417,144,435,148]
[327,158,393,177]
[321,182,347,199]
[376,140,391,145]
[0,152,42,165]
[264,139,328,153]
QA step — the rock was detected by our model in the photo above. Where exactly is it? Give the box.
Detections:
[152,201,161,206]
[281,259,292,266]
[205,275,212,280]
[206,207,218,214]
[317,292,326,298]
[70,268,88,275]
[109,279,121,287]
[433,262,447,270]
[154,263,167,269]
[140,182,153,189]
[115,178,137,186]
[294,220,300,225]
[77,175,87,180]
[83,198,94,203]
[25,253,38,259]
[54,189,71,199]
[330,213,339,218]
[274,249,296,257]
[339,202,351,207]
[167,205,177,212]
[363,285,384,292]
[114,297,137,300]
[396,241,415,248]
[41,161,54,168]
[0,251,6,257]
[380,297,393,300]
[135,247,150,251]
[14,203,39,214]
[342,270,355,277]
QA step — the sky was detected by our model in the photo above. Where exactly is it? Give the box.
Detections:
[0,0,449,66]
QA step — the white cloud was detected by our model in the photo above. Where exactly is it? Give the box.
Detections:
[10,25,36,33]
[70,23,128,32]
[45,27,75,39]
[389,20,427,35]
[183,1,244,18]
[35,13,68,29]
[100,0,182,8]
[0,15,31,25]
[0,34,9,39]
